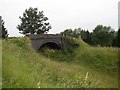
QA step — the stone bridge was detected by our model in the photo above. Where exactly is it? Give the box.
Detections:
[29,34,79,52]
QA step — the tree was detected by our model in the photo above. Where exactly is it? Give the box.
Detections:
[92,25,115,46]
[112,31,118,47]
[118,28,120,47]
[73,28,81,38]
[17,7,52,35]
[60,28,82,38]
[80,30,92,44]
[60,29,73,37]
[0,18,8,38]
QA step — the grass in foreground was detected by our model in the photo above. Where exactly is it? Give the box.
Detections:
[0,40,2,89]
[2,37,119,88]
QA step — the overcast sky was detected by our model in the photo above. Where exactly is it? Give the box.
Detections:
[0,0,119,36]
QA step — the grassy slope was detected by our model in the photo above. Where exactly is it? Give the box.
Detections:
[2,37,118,88]
[0,40,2,89]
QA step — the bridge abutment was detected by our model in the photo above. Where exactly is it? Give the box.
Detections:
[29,34,79,52]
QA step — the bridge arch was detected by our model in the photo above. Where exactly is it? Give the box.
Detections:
[39,41,61,50]
[29,34,79,52]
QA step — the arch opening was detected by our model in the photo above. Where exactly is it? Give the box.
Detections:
[39,42,61,50]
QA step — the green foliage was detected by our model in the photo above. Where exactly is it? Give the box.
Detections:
[0,39,2,89]
[80,30,92,44]
[60,25,117,47]
[17,7,52,35]
[60,29,73,37]
[39,37,79,62]
[7,37,30,50]
[2,37,118,88]
[39,48,74,62]
[63,36,79,44]
[112,31,118,47]
[118,29,120,47]
[60,28,81,38]
[2,38,99,88]
[92,25,115,46]
[41,38,118,73]
[0,19,8,38]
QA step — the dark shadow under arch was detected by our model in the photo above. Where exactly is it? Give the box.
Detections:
[39,42,61,50]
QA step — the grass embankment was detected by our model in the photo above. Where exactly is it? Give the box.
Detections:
[2,37,118,88]
[0,39,2,89]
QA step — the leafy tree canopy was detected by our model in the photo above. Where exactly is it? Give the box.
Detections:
[118,28,120,47]
[60,28,82,38]
[92,25,115,46]
[60,25,117,47]
[17,7,52,35]
[0,18,8,38]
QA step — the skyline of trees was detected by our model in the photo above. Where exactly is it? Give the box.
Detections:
[0,7,119,47]
[60,25,118,47]
[1,15,119,47]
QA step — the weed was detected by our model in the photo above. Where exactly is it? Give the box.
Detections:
[2,37,118,88]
